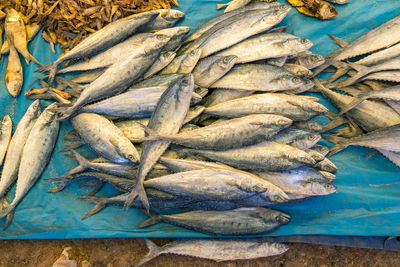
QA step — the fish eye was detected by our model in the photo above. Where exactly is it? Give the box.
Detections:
[292,77,301,83]
[300,38,309,44]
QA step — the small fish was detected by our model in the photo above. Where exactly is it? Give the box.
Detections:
[155,26,191,52]
[292,120,322,132]
[135,239,288,266]
[5,34,23,97]
[270,128,321,149]
[288,0,337,20]
[284,64,313,77]
[289,51,325,69]
[177,49,203,74]
[314,157,337,173]
[311,144,330,157]
[137,207,290,236]
[216,0,252,13]
[0,116,12,167]
[140,9,185,31]
[1,23,41,55]
[203,88,254,107]
[193,55,238,87]
[159,157,236,173]
[143,51,176,79]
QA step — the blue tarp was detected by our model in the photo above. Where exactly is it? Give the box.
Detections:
[0,0,400,239]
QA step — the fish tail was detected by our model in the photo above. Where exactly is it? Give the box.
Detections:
[0,202,15,225]
[45,175,75,193]
[136,211,162,228]
[338,95,368,115]
[327,34,349,48]
[60,141,84,152]
[22,50,42,67]
[125,184,150,212]
[56,105,80,121]
[327,64,351,83]
[134,239,162,267]
[63,150,90,176]
[78,196,108,220]
[322,134,350,156]
[216,3,228,9]
[36,61,59,84]
[3,210,15,230]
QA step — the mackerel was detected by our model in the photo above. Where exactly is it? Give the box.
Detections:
[0,115,12,166]
[192,55,237,87]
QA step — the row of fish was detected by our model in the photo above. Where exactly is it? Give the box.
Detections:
[313,13,400,167]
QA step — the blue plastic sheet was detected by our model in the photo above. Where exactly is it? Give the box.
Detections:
[0,0,400,239]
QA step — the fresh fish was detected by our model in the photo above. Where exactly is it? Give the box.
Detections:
[289,51,325,69]
[125,75,194,211]
[144,169,288,202]
[39,11,159,83]
[284,64,313,77]
[57,33,170,74]
[136,239,288,267]
[4,8,39,64]
[185,2,281,43]
[158,157,236,173]
[210,64,305,91]
[181,141,316,171]
[140,9,185,31]
[315,79,400,132]
[203,88,254,107]
[143,51,176,79]
[193,55,238,87]
[80,86,167,118]
[292,120,322,132]
[306,149,325,162]
[1,23,41,55]
[141,114,292,150]
[177,49,202,74]
[311,144,330,157]
[216,0,252,13]
[5,34,23,97]
[0,104,59,229]
[255,166,336,197]
[132,73,186,89]
[320,171,336,181]
[69,70,105,84]
[270,128,321,149]
[265,56,288,67]
[216,33,312,63]
[325,124,400,156]
[138,207,290,235]
[0,116,12,167]
[0,101,41,199]
[155,26,191,52]
[71,113,140,164]
[314,157,337,173]
[205,93,328,121]
[196,6,291,58]
[352,43,400,68]
[58,36,170,119]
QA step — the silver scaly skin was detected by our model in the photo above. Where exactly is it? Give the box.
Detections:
[0,115,12,167]
[193,55,238,87]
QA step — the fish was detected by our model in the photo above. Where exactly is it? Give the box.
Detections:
[289,51,325,69]
[205,93,328,121]
[180,141,316,172]
[80,86,167,119]
[71,113,140,164]
[0,101,41,199]
[292,120,322,132]
[140,114,292,150]
[0,116,12,167]
[209,64,305,91]
[377,149,400,168]
[266,56,288,67]
[203,88,254,107]
[362,71,400,83]
[185,2,281,43]
[311,144,330,157]
[135,239,288,267]
[172,49,203,74]
[139,9,185,31]
[155,26,191,52]
[144,168,289,202]
[216,0,252,13]
[68,70,105,84]
[192,55,238,87]
[137,207,290,236]
[0,21,3,55]
[57,33,170,74]
[315,79,400,132]
[125,74,194,211]
[314,157,337,172]
[39,11,159,83]
[270,128,321,149]
[196,6,291,58]
[325,124,400,156]
[5,34,23,97]
[4,8,39,64]
[0,103,59,229]
[57,35,170,120]
[216,33,313,63]
[284,64,313,77]
[143,51,176,79]
[255,166,336,197]
[158,157,236,173]
[288,0,337,20]
[1,23,41,55]
[326,0,347,3]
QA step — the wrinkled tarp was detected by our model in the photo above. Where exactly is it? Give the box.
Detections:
[0,0,400,239]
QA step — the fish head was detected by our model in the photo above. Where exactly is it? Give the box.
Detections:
[320,171,336,181]
[153,34,173,49]
[279,75,304,90]
[42,103,59,122]
[304,121,323,132]
[214,55,237,72]
[296,133,321,148]
[269,4,292,18]
[318,2,338,20]
[182,48,202,68]
[257,207,291,224]
[176,74,195,101]
[269,242,290,253]
[306,55,326,68]
[27,100,42,118]
[301,79,315,91]
[308,182,337,195]
[160,51,177,63]
[194,86,208,98]
[291,150,316,166]
[285,38,314,52]
[157,26,190,38]
[164,9,185,20]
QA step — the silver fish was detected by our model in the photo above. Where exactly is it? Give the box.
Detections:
[143,51,176,79]
[0,101,41,199]
[205,93,328,120]
[177,49,203,74]
[156,27,191,52]
[140,9,185,31]
[311,144,330,157]
[68,70,105,84]
[363,70,400,83]
[326,0,347,4]
[144,168,288,202]
[284,64,313,77]
[216,33,312,63]
[0,115,12,167]
[193,55,238,87]
[210,64,305,91]
[136,239,288,267]
[289,51,325,69]
[125,74,194,211]
[137,207,290,236]
[204,88,254,107]
[71,113,140,164]
[216,0,252,13]
[141,114,292,150]
[158,157,236,173]
[40,11,159,82]
[270,128,321,149]
[314,157,337,173]
[0,103,60,229]
[292,120,322,132]
[181,141,316,172]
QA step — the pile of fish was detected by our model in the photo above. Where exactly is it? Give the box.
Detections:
[0,7,41,97]
[313,14,400,167]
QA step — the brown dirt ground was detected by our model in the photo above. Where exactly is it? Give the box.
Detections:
[0,239,399,267]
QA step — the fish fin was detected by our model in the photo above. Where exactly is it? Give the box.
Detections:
[56,105,79,121]
[62,150,91,176]
[45,175,76,193]
[0,203,15,220]
[338,95,368,115]
[131,124,166,142]
[327,34,349,48]
[346,62,364,72]
[63,130,79,141]
[87,181,105,196]
[322,112,348,132]
[26,51,42,66]
[268,26,287,33]
[78,196,108,220]
[327,63,350,83]
[136,212,162,228]
[134,239,162,267]
[216,3,228,9]
[36,61,59,83]
[3,210,15,230]
[125,184,149,212]
[322,134,350,156]
[60,141,84,152]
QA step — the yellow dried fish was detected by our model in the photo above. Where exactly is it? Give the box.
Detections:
[5,35,23,97]
[288,0,337,20]
[1,23,41,55]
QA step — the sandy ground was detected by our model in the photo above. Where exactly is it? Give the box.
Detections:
[0,239,399,267]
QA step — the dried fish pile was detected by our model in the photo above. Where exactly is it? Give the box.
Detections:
[312,14,400,168]
[11,0,180,53]
[288,0,347,20]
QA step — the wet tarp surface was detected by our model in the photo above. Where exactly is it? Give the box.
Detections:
[0,0,400,239]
